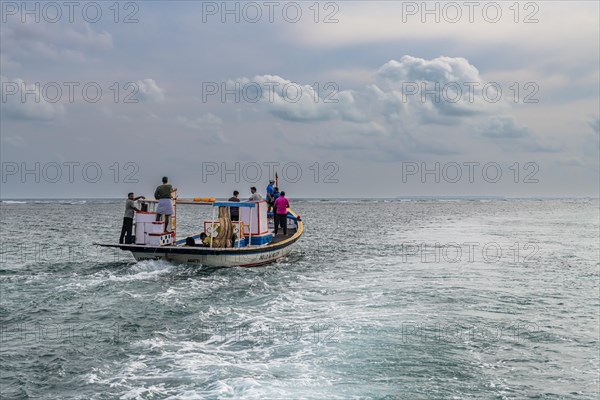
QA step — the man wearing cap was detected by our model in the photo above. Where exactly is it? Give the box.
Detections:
[266,180,275,212]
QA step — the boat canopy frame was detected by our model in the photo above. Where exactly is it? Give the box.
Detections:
[208,201,256,249]
[141,198,262,248]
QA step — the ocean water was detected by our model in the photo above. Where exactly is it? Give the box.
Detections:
[0,199,598,399]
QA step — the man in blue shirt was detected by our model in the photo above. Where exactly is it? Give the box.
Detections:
[266,180,275,212]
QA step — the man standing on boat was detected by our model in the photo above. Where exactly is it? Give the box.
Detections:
[272,187,280,213]
[154,176,176,233]
[249,186,263,201]
[120,192,145,244]
[266,180,275,212]
[273,191,290,235]
[228,190,240,221]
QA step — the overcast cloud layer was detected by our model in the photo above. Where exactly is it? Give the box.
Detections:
[1,1,598,198]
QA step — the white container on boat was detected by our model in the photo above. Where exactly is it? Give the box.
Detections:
[136,212,156,223]
[146,221,164,234]
[135,222,145,244]
[147,233,162,246]
[147,232,172,246]
[240,201,268,236]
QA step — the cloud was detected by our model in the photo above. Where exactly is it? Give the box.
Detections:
[477,115,562,153]
[134,79,166,103]
[0,76,65,121]
[374,55,507,124]
[1,21,112,64]
[479,116,530,139]
[230,56,513,135]
[226,55,563,158]
[350,121,388,136]
[376,56,480,84]
[284,2,599,66]
[229,75,367,123]
[231,56,513,136]
[521,141,562,153]
[7,21,112,49]
[176,113,225,143]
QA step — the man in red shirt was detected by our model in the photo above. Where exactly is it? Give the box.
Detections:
[273,191,290,235]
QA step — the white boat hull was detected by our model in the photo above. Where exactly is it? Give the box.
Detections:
[130,240,297,267]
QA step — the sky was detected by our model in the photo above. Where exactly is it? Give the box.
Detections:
[1,0,599,199]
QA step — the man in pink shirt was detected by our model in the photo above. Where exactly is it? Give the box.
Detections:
[273,191,290,235]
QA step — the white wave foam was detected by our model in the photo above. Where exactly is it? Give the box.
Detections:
[120,385,167,400]
[128,259,175,274]
[105,262,175,282]
[28,200,87,205]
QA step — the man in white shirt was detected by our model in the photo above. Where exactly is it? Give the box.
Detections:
[248,186,263,201]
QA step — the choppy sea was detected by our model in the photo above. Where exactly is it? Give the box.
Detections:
[0,198,598,399]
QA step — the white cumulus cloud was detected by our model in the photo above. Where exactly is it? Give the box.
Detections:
[226,55,551,155]
[229,74,368,123]
[135,79,166,103]
[0,76,65,121]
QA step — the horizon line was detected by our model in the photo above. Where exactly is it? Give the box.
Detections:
[1,196,599,200]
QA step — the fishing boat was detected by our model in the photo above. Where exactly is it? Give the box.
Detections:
[95,195,303,267]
